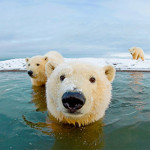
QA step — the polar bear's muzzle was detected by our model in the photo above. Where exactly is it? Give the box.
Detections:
[62,92,86,113]
[28,70,37,78]
[28,70,33,77]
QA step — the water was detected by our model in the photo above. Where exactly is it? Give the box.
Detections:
[0,72,150,150]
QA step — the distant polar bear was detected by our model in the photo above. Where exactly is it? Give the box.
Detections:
[26,51,64,86]
[128,47,145,61]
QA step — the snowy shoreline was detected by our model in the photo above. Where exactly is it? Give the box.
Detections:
[0,58,150,72]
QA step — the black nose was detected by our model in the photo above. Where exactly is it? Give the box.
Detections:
[28,71,33,77]
[62,92,86,113]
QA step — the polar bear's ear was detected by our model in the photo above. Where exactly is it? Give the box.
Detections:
[103,65,116,82]
[45,61,58,77]
[25,58,30,62]
[44,56,48,61]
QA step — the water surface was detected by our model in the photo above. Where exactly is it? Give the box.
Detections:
[0,72,150,150]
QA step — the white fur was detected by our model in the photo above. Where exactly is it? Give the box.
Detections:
[46,61,115,126]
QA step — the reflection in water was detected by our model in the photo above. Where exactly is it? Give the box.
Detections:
[130,72,144,85]
[129,72,144,93]
[23,115,104,150]
[31,86,47,112]
[129,72,145,110]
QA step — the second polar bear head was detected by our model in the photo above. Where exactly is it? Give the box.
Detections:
[25,51,64,86]
[26,56,48,80]
[46,61,115,126]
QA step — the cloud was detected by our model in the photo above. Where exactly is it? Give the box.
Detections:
[0,0,150,59]
[102,0,150,22]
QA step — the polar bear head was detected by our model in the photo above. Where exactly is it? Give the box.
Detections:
[128,47,136,55]
[46,61,115,126]
[26,56,48,80]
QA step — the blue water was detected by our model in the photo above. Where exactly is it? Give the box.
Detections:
[0,72,150,150]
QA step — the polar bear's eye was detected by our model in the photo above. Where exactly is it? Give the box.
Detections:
[60,75,65,81]
[89,77,96,83]
[28,64,30,66]
[37,64,40,66]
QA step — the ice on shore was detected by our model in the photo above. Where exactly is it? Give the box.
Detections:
[0,57,150,71]
[0,59,26,71]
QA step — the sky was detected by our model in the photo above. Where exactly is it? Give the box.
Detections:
[0,0,150,59]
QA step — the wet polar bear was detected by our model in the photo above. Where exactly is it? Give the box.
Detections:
[46,61,115,126]
[26,51,64,86]
[128,47,145,61]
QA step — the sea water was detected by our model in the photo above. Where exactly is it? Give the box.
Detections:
[0,72,150,150]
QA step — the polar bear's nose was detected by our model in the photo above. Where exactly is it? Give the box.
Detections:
[62,92,86,113]
[28,70,33,77]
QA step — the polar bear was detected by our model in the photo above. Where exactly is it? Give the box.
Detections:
[26,51,64,86]
[128,47,145,61]
[45,61,115,126]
